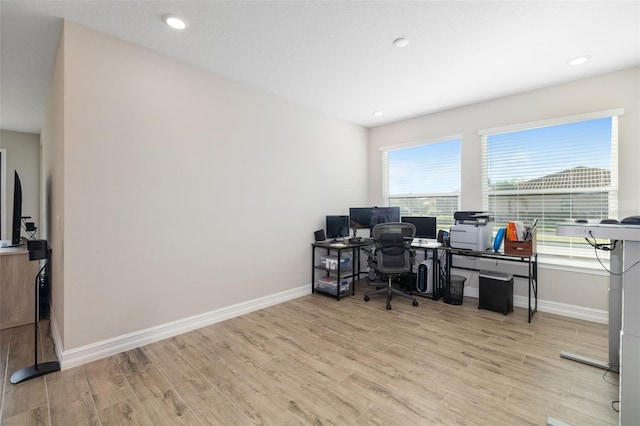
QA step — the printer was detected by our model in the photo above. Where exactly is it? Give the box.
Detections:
[449,211,494,251]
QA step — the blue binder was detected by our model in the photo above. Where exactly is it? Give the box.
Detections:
[494,228,506,252]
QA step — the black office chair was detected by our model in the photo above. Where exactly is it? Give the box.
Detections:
[364,222,419,310]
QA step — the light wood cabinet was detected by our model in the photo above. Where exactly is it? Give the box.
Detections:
[1,248,40,329]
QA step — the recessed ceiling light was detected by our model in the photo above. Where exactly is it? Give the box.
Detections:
[393,37,409,48]
[372,111,384,117]
[568,55,591,66]
[163,14,188,30]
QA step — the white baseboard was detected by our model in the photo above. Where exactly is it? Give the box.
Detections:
[49,310,63,362]
[50,282,607,370]
[461,286,607,324]
[57,285,310,370]
[521,296,608,324]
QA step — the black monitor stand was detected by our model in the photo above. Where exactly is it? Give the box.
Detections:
[10,240,60,384]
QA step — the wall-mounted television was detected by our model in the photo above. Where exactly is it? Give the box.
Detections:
[325,215,350,240]
[349,207,400,230]
[11,171,22,246]
[401,216,437,239]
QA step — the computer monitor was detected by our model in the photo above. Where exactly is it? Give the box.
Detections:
[326,215,350,240]
[401,216,437,239]
[349,207,400,229]
[11,171,22,246]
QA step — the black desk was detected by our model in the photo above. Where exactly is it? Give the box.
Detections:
[439,247,538,322]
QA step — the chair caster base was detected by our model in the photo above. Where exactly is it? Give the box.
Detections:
[364,295,370,302]
[386,304,392,310]
[413,300,419,307]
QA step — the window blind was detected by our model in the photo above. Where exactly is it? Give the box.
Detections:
[382,137,461,228]
[480,110,621,258]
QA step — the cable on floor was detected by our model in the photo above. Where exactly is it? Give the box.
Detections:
[602,363,619,386]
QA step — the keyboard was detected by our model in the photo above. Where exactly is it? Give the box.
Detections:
[329,243,347,248]
[411,239,441,247]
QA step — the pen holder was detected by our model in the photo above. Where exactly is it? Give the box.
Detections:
[504,228,536,256]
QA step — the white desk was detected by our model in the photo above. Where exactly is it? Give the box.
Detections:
[556,223,640,425]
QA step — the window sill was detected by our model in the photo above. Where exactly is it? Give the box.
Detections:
[537,254,610,276]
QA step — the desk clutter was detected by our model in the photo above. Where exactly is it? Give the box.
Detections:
[316,276,351,295]
[310,208,538,320]
[504,219,538,256]
[311,243,359,300]
[319,254,352,271]
[315,210,539,255]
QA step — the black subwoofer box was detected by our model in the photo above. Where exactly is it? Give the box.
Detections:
[479,270,513,315]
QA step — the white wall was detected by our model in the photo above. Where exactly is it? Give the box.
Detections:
[42,22,368,352]
[368,67,640,316]
[40,28,65,344]
[0,129,41,240]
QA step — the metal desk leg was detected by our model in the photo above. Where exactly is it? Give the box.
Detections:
[445,250,451,299]
[619,240,640,425]
[352,246,358,296]
[527,255,538,323]
[433,248,446,301]
[432,248,440,300]
[311,246,316,294]
[336,249,342,301]
[528,257,531,322]
[560,240,621,371]
[533,254,538,317]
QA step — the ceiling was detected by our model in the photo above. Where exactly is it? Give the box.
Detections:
[1,1,639,134]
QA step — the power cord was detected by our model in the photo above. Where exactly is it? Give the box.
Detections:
[584,233,618,251]
[601,364,620,413]
[586,231,640,275]
[602,363,619,386]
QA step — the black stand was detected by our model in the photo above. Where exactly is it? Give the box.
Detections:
[10,241,59,384]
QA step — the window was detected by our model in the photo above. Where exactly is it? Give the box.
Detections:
[480,110,621,258]
[382,136,461,228]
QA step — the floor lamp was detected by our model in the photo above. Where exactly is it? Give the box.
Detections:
[10,239,60,384]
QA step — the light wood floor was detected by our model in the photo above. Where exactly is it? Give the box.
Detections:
[1,280,619,425]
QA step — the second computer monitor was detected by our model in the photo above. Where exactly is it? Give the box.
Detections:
[401,216,437,239]
[326,215,350,240]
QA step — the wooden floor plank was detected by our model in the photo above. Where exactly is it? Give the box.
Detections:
[97,397,152,426]
[1,280,620,425]
[1,326,48,421]
[1,405,50,426]
[113,348,154,376]
[125,366,201,425]
[46,367,101,426]
[142,339,212,400]
[83,357,135,412]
